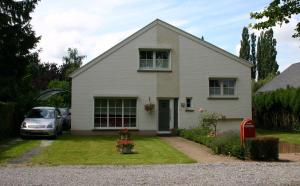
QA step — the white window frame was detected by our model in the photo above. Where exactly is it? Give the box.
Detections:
[94,98,137,129]
[209,78,237,97]
[139,49,171,71]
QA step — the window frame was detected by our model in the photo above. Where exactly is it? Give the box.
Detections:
[208,78,237,98]
[94,98,137,129]
[138,49,171,71]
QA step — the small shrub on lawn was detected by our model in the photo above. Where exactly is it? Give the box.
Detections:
[245,137,279,161]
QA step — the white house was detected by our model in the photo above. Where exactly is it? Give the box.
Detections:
[70,19,252,134]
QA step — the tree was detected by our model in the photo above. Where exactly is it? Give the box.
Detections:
[250,0,300,39]
[60,48,86,80]
[250,33,257,80]
[256,29,279,80]
[0,0,40,101]
[239,27,250,61]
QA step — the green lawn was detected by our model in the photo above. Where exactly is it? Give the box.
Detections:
[31,135,195,165]
[0,139,40,164]
[257,129,300,144]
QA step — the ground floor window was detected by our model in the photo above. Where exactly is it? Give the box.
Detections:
[94,98,137,128]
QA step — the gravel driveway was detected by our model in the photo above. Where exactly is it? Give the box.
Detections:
[1,162,300,186]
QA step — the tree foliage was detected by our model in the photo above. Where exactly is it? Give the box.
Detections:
[256,29,279,80]
[250,33,257,80]
[239,27,250,61]
[250,0,300,39]
[60,48,86,80]
[0,0,40,101]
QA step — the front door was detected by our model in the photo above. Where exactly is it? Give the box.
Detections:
[158,100,170,131]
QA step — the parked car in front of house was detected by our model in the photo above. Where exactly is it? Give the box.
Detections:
[59,108,71,130]
[20,107,63,139]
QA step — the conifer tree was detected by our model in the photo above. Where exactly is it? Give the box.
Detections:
[250,33,257,80]
[239,27,250,61]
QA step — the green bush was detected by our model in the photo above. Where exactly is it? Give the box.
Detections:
[245,137,279,161]
[178,128,244,159]
[0,102,15,140]
[209,132,245,159]
[253,87,300,130]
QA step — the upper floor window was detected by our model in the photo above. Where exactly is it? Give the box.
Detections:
[209,79,236,96]
[139,50,170,70]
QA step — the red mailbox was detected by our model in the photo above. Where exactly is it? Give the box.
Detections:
[240,118,255,144]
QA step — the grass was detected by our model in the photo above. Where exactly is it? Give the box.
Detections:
[31,135,195,165]
[257,128,300,145]
[0,139,40,164]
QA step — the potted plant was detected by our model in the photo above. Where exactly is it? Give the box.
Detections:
[144,103,155,112]
[116,128,134,154]
[119,128,130,140]
[116,139,134,154]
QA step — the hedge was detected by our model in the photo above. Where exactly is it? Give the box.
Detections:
[245,137,279,161]
[253,87,300,130]
[0,102,16,140]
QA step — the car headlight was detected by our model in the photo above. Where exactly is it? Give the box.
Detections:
[21,122,27,128]
[47,123,54,128]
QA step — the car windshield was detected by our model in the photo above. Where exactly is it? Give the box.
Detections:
[27,108,55,119]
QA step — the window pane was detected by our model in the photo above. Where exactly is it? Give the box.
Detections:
[94,118,100,127]
[156,51,169,60]
[116,108,122,117]
[146,51,153,59]
[100,118,107,127]
[130,108,136,116]
[140,51,146,59]
[109,118,115,127]
[94,99,100,107]
[228,88,234,95]
[124,118,129,127]
[100,99,106,107]
[209,80,220,87]
[124,107,130,117]
[116,99,122,107]
[130,118,136,127]
[109,99,115,107]
[223,88,229,95]
[116,117,122,127]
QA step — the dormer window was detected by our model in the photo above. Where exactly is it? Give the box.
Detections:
[139,49,170,71]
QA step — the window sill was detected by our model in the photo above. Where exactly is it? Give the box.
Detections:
[137,69,172,72]
[207,96,238,100]
[185,108,194,112]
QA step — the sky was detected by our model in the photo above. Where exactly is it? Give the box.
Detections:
[31,0,300,72]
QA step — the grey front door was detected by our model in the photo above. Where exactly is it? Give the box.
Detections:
[158,100,170,131]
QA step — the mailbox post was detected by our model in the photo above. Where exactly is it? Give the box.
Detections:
[240,118,256,145]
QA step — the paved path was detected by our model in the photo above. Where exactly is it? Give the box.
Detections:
[1,163,300,185]
[161,137,240,163]
[8,140,53,164]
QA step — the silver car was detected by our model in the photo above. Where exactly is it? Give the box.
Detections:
[20,107,63,139]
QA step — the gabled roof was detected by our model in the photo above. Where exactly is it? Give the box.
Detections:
[257,62,300,92]
[70,19,252,78]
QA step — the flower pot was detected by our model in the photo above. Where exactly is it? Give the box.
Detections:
[121,146,133,154]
